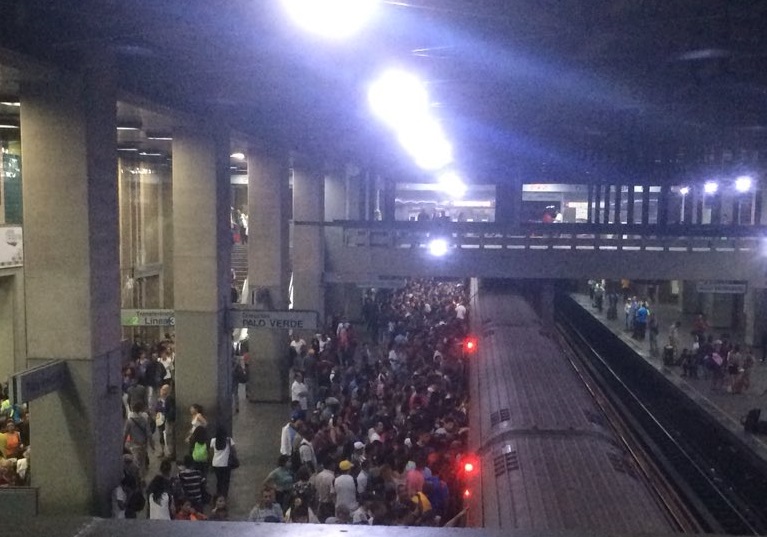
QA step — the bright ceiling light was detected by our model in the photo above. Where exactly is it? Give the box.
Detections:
[735,175,753,193]
[428,238,449,257]
[679,186,690,196]
[704,181,718,194]
[369,70,430,130]
[282,0,379,39]
[397,118,453,170]
[438,170,467,198]
[230,152,245,160]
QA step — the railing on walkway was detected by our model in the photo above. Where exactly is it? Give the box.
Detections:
[300,221,767,253]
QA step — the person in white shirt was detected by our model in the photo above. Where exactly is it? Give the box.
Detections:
[147,475,173,520]
[334,460,359,512]
[455,301,467,320]
[210,426,236,497]
[280,412,303,456]
[291,371,309,410]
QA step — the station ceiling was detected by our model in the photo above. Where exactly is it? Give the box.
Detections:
[1,0,767,182]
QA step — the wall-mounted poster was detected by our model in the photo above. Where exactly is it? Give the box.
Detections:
[0,226,23,267]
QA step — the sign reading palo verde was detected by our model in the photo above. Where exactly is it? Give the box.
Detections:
[696,281,748,294]
[121,309,176,326]
[230,307,319,330]
[9,360,68,405]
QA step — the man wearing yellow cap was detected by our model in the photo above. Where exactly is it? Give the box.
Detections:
[334,460,359,514]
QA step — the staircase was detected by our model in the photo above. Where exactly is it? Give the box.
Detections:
[231,243,248,297]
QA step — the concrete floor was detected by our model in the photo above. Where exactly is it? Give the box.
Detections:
[143,387,287,520]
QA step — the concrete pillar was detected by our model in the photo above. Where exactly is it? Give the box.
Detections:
[292,160,325,330]
[20,61,123,516]
[324,169,345,221]
[246,147,290,402]
[346,165,364,221]
[539,282,555,327]
[172,126,232,444]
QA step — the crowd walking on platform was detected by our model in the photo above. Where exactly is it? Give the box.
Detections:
[107,278,471,524]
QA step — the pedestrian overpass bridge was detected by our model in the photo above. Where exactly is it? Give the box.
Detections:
[311,221,767,286]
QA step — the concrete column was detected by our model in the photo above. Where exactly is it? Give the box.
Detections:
[292,160,325,329]
[172,126,232,444]
[20,61,123,516]
[346,165,364,221]
[247,147,290,402]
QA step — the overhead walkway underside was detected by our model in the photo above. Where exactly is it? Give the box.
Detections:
[317,222,767,283]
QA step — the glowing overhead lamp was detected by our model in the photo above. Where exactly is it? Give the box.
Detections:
[735,175,753,193]
[281,0,379,39]
[679,186,690,196]
[230,152,245,160]
[397,118,453,170]
[703,181,718,194]
[438,170,467,198]
[428,238,449,257]
[368,70,430,130]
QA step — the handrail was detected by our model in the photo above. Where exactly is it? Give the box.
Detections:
[295,219,767,239]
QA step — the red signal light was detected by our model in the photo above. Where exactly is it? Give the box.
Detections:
[463,488,471,498]
[464,336,478,354]
[460,455,479,476]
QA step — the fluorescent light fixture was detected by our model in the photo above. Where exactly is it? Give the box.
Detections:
[438,170,467,198]
[0,101,20,107]
[0,123,19,130]
[704,181,718,194]
[138,151,162,157]
[679,186,690,195]
[735,175,753,193]
[117,146,139,152]
[117,119,142,131]
[282,0,379,39]
[230,152,245,160]
[146,132,173,141]
[428,238,449,257]
[369,70,430,130]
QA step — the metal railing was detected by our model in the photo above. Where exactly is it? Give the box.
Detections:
[309,221,767,253]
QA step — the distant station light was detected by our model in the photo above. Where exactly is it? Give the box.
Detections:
[704,181,718,194]
[439,170,467,198]
[735,175,753,193]
[428,238,449,257]
[463,488,471,498]
[463,336,478,354]
[282,0,379,39]
[679,186,690,196]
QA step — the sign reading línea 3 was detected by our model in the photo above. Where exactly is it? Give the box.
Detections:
[121,309,175,326]
[121,308,318,330]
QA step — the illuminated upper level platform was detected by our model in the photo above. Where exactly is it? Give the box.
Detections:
[319,221,767,284]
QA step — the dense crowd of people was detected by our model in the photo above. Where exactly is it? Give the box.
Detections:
[110,278,472,524]
[266,279,472,526]
[0,389,29,486]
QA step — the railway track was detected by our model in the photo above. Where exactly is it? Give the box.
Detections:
[555,297,767,535]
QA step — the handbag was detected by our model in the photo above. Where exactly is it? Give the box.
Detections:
[228,439,240,470]
[192,441,208,462]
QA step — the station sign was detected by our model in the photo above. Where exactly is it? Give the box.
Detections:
[121,309,175,326]
[696,281,747,294]
[9,360,68,405]
[230,307,318,330]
